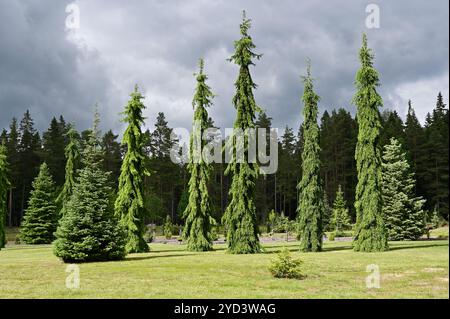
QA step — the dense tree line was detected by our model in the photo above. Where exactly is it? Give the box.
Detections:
[1,95,447,231]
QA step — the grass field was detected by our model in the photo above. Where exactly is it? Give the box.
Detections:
[0,238,448,299]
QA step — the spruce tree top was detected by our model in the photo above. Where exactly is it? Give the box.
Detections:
[228,11,262,130]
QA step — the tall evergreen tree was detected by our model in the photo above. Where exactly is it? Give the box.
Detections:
[54,110,126,262]
[102,130,123,188]
[405,101,427,199]
[5,118,20,226]
[56,126,80,217]
[222,12,261,254]
[42,117,67,186]
[20,163,58,244]
[0,143,9,249]
[182,59,216,251]
[18,110,42,224]
[382,138,426,240]
[352,34,388,252]
[331,185,351,233]
[296,61,324,252]
[115,85,150,253]
[424,93,449,220]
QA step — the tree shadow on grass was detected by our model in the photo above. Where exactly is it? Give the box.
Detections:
[387,242,449,252]
[125,253,200,262]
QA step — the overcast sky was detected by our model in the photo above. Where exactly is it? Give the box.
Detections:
[0,0,448,136]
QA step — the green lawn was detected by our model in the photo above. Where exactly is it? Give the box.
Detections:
[0,239,448,299]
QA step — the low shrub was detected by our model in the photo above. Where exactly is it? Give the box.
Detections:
[269,248,305,280]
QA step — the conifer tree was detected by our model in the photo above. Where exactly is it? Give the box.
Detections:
[296,61,324,252]
[56,126,80,217]
[222,12,261,254]
[20,163,58,244]
[331,185,351,233]
[352,34,388,252]
[115,85,150,253]
[54,110,126,263]
[182,59,216,251]
[0,143,9,249]
[382,138,426,240]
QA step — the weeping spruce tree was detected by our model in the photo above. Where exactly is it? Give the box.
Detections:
[182,59,216,251]
[296,61,324,252]
[54,110,126,262]
[353,34,388,252]
[222,11,261,254]
[56,126,80,217]
[0,143,9,249]
[115,85,150,253]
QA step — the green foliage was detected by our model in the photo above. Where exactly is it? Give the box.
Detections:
[296,61,324,252]
[56,126,80,217]
[269,248,305,279]
[182,59,216,251]
[331,185,351,232]
[0,143,9,249]
[267,209,277,233]
[115,85,150,253]
[431,207,442,229]
[20,163,58,244]
[163,215,173,239]
[352,34,388,252]
[382,138,426,240]
[54,112,126,263]
[222,12,261,254]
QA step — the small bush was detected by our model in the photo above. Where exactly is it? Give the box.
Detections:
[328,232,335,241]
[144,230,154,243]
[269,248,305,280]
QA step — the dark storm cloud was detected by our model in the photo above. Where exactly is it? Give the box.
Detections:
[0,0,448,136]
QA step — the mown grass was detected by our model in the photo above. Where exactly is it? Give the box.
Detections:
[0,239,448,299]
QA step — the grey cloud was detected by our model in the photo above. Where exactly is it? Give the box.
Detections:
[0,0,448,136]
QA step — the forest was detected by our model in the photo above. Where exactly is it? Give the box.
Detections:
[0,94,447,229]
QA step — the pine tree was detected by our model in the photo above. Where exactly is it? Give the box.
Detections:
[382,138,426,240]
[6,118,20,226]
[352,34,388,252]
[56,126,80,217]
[42,117,67,186]
[182,59,216,251]
[0,143,9,249]
[18,110,41,224]
[331,185,351,233]
[102,130,123,188]
[115,85,150,253]
[405,101,427,199]
[222,11,261,254]
[322,191,332,231]
[54,110,126,263]
[20,163,58,244]
[296,60,324,252]
[163,214,173,239]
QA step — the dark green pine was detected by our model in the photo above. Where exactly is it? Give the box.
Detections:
[0,143,9,249]
[20,163,58,244]
[222,11,261,254]
[182,58,216,251]
[115,85,150,253]
[352,34,388,252]
[296,61,324,252]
